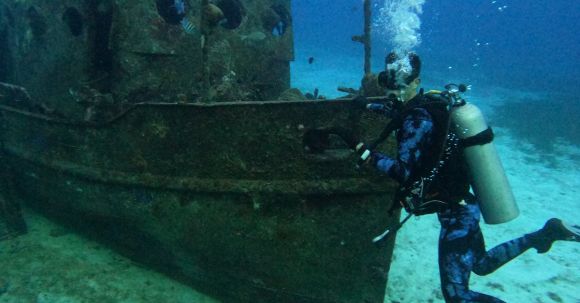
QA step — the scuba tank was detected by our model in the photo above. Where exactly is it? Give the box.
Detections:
[446,85,519,224]
[366,83,520,245]
[357,85,519,225]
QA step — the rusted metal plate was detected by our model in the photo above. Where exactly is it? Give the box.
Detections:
[0,100,399,302]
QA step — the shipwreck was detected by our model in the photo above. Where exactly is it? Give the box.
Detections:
[0,0,400,302]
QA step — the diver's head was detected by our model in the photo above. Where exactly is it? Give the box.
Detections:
[378,51,421,102]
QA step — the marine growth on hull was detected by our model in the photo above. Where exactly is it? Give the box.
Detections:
[0,0,303,123]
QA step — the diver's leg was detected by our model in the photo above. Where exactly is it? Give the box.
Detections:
[438,204,506,303]
[471,235,532,276]
[473,218,580,275]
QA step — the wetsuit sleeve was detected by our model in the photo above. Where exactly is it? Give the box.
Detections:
[371,109,434,184]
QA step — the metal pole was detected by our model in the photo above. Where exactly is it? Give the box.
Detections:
[352,0,372,75]
[363,0,371,74]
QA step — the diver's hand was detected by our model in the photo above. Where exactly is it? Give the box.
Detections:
[303,127,360,153]
[355,142,372,167]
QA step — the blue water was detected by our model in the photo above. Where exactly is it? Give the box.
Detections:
[291,2,580,302]
[0,1,578,302]
[292,0,580,95]
[291,0,580,151]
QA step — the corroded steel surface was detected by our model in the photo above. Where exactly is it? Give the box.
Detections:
[0,0,293,116]
[0,1,400,302]
[0,100,400,303]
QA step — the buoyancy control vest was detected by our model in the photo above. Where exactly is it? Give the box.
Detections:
[392,92,471,215]
[389,90,519,223]
[371,87,519,245]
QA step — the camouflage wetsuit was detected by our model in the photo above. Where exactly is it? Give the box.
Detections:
[371,105,535,303]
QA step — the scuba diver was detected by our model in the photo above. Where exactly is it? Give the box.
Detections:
[350,52,580,302]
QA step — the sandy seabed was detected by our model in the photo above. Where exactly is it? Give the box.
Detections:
[1,129,577,303]
[1,55,579,303]
[386,131,580,303]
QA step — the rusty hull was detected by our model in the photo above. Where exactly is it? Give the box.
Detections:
[0,99,400,303]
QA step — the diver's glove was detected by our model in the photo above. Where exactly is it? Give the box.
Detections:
[328,127,359,150]
[355,142,372,168]
[303,127,360,153]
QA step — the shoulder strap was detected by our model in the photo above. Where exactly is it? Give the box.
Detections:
[368,92,451,151]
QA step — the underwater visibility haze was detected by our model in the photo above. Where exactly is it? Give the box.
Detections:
[0,0,578,302]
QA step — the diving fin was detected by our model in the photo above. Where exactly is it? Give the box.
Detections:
[561,221,580,241]
[532,218,580,254]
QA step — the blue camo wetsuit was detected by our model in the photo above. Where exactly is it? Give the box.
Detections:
[371,105,536,303]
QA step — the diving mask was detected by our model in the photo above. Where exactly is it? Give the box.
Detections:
[378,52,419,90]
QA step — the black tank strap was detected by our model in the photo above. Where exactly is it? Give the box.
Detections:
[460,127,494,148]
[369,116,402,149]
